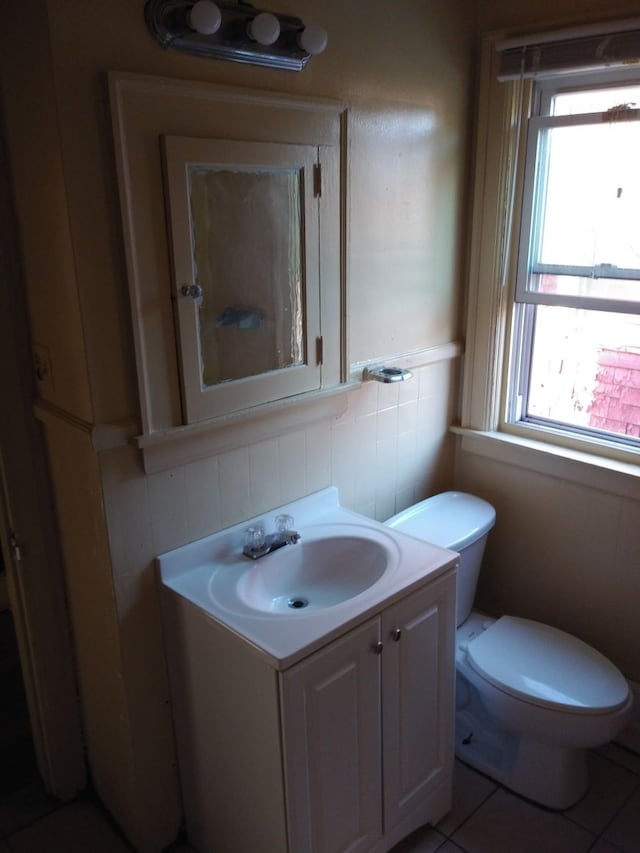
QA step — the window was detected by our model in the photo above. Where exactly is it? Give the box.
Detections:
[509,73,640,449]
[462,23,640,463]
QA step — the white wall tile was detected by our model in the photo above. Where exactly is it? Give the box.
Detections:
[218,446,251,527]
[398,372,420,404]
[396,427,419,495]
[278,430,307,505]
[377,380,400,412]
[348,381,379,419]
[394,484,417,518]
[101,445,155,578]
[305,423,332,494]
[249,439,281,515]
[184,455,221,541]
[331,419,357,508]
[147,467,188,555]
[375,435,398,500]
[354,413,378,508]
[377,402,399,441]
[374,491,397,522]
[141,360,460,550]
[398,399,418,434]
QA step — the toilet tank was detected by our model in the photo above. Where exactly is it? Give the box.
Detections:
[386,492,496,627]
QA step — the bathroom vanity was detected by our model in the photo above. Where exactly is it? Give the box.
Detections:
[158,489,457,852]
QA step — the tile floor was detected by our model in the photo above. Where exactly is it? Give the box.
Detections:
[0,744,638,852]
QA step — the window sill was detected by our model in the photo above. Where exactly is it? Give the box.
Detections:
[451,426,640,500]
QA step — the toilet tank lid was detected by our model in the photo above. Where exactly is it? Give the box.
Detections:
[385,492,495,551]
[467,616,630,714]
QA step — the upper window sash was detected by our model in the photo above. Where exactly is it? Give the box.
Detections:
[516,105,640,312]
[535,65,640,113]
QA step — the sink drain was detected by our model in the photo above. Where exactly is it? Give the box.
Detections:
[288,596,309,610]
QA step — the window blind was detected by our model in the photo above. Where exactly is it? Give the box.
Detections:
[497,18,640,80]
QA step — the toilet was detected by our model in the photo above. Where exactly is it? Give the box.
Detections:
[386,492,634,809]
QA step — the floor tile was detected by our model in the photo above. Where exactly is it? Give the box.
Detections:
[451,788,595,853]
[588,840,626,853]
[165,842,197,853]
[566,751,639,834]
[437,761,497,836]
[602,786,640,853]
[8,799,132,853]
[597,743,640,777]
[0,781,56,838]
[390,824,447,852]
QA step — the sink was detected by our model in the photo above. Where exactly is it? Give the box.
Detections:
[208,526,399,617]
[238,535,389,613]
[158,487,458,668]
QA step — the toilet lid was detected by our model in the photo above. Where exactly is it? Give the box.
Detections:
[467,616,630,714]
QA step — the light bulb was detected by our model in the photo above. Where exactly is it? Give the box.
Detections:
[187,0,222,35]
[297,24,328,55]
[247,12,280,46]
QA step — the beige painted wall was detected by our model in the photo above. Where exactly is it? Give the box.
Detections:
[478,0,640,31]
[454,0,640,689]
[1,1,475,849]
[454,444,640,681]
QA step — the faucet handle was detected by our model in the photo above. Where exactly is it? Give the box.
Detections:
[244,524,266,550]
[275,514,295,532]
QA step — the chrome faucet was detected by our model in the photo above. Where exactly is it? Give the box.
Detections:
[242,514,301,560]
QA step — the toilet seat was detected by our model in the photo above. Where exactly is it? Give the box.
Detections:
[466,616,630,715]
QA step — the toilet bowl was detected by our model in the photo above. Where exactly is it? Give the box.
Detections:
[386,492,634,809]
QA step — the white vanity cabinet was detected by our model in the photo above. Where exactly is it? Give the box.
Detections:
[162,567,455,853]
[281,572,456,853]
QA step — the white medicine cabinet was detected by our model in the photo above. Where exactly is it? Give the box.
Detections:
[109,73,347,471]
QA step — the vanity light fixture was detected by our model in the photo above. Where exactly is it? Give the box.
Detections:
[144,0,328,71]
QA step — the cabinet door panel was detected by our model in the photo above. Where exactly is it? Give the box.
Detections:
[382,576,456,829]
[281,619,382,853]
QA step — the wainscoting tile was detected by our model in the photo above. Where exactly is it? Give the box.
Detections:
[248,438,281,514]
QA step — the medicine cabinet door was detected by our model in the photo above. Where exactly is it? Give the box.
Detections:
[162,136,322,424]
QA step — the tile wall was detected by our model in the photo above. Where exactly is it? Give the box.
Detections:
[141,357,459,557]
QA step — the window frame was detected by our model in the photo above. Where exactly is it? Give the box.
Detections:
[461,35,640,466]
[516,73,640,314]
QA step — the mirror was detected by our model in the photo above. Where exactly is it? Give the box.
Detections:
[163,135,322,424]
[188,164,305,387]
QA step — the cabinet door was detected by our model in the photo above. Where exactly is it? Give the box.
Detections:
[280,619,383,853]
[381,574,456,830]
[162,135,322,424]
